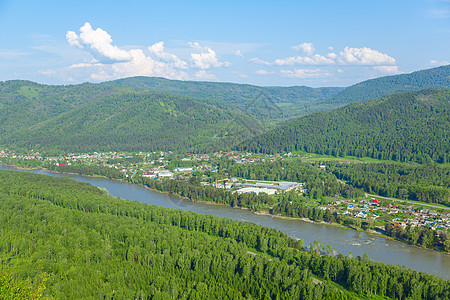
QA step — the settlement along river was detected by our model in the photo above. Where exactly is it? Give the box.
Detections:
[2,165,449,280]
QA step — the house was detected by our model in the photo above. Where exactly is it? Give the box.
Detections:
[142,174,156,179]
[158,171,174,178]
[240,181,299,192]
[175,167,193,172]
[236,187,277,195]
[394,221,407,230]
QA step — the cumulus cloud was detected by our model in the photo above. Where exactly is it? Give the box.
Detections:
[275,54,335,66]
[338,47,396,65]
[189,42,230,69]
[66,22,132,62]
[291,42,315,56]
[148,41,188,69]
[372,65,400,74]
[253,43,397,69]
[64,23,231,82]
[281,68,332,78]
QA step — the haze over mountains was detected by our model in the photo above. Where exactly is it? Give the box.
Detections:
[0,65,449,156]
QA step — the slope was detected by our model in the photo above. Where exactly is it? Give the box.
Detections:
[238,89,450,164]
[328,64,450,106]
[103,76,344,122]
[1,170,448,299]
[0,80,235,153]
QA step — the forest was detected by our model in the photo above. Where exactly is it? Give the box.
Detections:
[1,170,449,299]
[329,64,450,106]
[326,162,450,206]
[238,89,450,164]
[45,160,450,252]
[0,81,236,153]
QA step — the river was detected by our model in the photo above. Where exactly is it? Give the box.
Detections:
[2,165,449,279]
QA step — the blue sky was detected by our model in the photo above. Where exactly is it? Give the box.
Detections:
[1,0,449,87]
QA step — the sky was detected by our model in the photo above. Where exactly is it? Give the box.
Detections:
[0,0,449,87]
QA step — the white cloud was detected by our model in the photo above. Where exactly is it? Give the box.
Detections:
[65,23,236,82]
[275,54,335,66]
[430,59,450,66]
[372,65,400,74]
[291,42,315,56]
[66,22,132,62]
[189,42,230,69]
[281,68,332,78]
[66,31,83,48]
[338,47,395,65]
[255,69,272,75]
[249,57,271,65]
[327,52,337,59]
[263,45,396,69]
[148,41,188,69]
[194,70,216,80]
[234,49,244,58]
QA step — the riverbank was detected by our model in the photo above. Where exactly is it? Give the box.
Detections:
[254,210,450,254]
[2,163,449,255]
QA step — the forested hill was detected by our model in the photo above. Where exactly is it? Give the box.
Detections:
[237,89,450,164]
[0,80,235,152]
[1,170,449,299]
[103,76,344,121]
[329,64,450,106]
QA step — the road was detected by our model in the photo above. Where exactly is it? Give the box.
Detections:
[365,193,450,211]
[337,178,449,211]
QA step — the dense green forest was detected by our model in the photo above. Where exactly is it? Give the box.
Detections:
[327,162,450,206]
[329,64,450,106]
[0,78,341,153]
[104,76,344,121]
[1,170,449,299]
[0,80,238,153]
[238,89,450,164]
[45,162,450,251]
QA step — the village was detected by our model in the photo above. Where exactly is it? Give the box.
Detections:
[1,149,449,232]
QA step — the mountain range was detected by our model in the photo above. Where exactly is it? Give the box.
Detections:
[0,64,449,156]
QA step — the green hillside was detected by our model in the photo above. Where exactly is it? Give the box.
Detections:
[238,89,450,164]
[1,170,449,299]
[329,64,450,106]
[103,76,344,122]
[0,80,235,153]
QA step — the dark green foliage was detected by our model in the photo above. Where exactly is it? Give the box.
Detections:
[0,80,235,153]
[239,89,450,164]
[327,162,450,206]
[329,64,450,106]
[0,170,448,299]
[104,76,344,121]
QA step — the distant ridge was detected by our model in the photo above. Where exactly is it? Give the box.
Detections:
[238,88,450,164]
[328,64,450,106]
[103,77,343,122]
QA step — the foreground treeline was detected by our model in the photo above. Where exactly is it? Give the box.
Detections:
[1,171,449,299]
[327,162,450,206]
